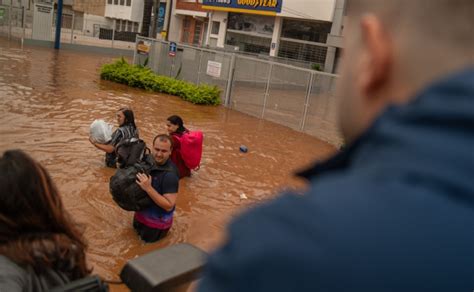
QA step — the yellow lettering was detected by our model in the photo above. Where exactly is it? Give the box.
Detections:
[272,0,277,7]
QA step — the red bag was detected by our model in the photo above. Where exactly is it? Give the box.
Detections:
[180,131,203,170]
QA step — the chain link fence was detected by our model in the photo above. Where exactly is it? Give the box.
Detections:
[134,36,342,145]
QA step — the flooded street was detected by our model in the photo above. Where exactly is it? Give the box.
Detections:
[0,38,335,286]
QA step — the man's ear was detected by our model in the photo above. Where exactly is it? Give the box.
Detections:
[358,14,393,98]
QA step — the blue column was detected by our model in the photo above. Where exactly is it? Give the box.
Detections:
[54,0,63,49]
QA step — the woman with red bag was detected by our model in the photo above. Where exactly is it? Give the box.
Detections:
[166,115,203,179]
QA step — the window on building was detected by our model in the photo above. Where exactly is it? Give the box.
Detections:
[126,0,131,6]
[227,13,274,36]
[181,16,192,43]
[133,22,139,32]
[120,0,125,5]
[211,21,220,35]
[281,19,331,43]
[114,0,118,5]
[115,19,120,31]
[193,21,203,45]
[226,32,271,55]
[107,0,112,4]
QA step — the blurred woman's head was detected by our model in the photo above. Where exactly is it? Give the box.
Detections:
[166,115,186,134]
[0,150,89,279]
[118,107,136,128]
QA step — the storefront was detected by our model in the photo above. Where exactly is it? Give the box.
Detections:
[202,0,336,69]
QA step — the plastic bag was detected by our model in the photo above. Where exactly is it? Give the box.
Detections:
[89,119,113,144]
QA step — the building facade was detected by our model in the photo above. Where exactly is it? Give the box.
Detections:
[166,0,345,73]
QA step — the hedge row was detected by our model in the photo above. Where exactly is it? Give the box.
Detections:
[100,58,221,105]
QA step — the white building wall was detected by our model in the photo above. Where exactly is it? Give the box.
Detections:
[105,0,143,22]
[279,0,336,22]
[208,11,227,48]
[168,1,182,42]
[130,0,144,22]
[82,13,112,36]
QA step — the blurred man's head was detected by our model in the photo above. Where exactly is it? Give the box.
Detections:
[152,134,173,165]
[337,0,474,143]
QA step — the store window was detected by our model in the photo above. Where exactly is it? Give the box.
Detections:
[211,21,220,35]
[226,32,271,55]
[227,13,274,35]
[126,0,131,6]
[281,19,331,43]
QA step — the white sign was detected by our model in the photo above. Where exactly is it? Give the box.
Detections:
[206,61,222,78]
[32,3,54,41]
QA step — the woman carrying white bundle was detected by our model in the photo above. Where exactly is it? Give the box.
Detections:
[90,107,139,168]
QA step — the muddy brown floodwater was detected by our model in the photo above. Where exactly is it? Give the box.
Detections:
[0,38,335,290]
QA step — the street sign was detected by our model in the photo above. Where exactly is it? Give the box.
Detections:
[169,42,177,57]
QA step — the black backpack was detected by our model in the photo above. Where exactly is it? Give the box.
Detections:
[115,138,147,169]
[109,155,177,212]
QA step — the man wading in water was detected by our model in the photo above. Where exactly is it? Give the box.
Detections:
[134,134,180,242]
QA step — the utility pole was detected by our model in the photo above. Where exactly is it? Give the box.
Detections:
[164,0,172,41]
[54,0,63,49]
[149,0,158,38]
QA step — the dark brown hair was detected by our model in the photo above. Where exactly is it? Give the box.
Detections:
[167,115,187,134]
[153,134,174,150]
[0,150,90,280]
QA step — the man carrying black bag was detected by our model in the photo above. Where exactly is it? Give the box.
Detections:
[132,134,180,243]
[109,134,180,242]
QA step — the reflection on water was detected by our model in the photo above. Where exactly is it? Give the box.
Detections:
[0,38,335,284]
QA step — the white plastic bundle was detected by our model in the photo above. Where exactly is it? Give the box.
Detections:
[89,119,113,144]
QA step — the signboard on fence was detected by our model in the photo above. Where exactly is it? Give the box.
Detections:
[137,40,151,55]
[169,42,177,57]
[206,61,222,78]
[32,3,54,41]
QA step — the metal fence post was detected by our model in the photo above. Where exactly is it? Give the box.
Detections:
[111,19,115,48]
[300,72,314,131]
[224,53,236,107]
[132,35,138,65]
[8,5,12,40]
[70,11,75,43]
[261,63,273,119]
[196,49,203,85]
[22,6,26,42]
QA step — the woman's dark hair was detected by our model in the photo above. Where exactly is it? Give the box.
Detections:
[0,150,90,280]
[119,107,137,129]
[167,115,186,134]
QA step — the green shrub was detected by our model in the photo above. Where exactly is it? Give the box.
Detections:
[311,63,322,71]
[100,59,221,105]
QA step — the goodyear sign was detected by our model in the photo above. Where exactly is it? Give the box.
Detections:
[202,0,282,16]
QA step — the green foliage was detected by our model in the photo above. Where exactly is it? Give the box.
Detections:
[311,63,322,71]
[100,59,221,105]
